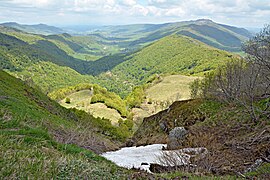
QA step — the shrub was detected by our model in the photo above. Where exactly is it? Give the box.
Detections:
[65,97,71,104]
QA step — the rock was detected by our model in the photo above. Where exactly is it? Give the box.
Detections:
[159,121,169,133]
[162,146,166,150]
[126,139,134,147]
[141,162,149,166]
[167,127,188,150]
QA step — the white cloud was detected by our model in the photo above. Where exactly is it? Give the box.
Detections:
[122,0,136,6]
[0,0,269,27]
[10,0,55,8]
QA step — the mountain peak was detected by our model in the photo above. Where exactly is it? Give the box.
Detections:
[194,19,214,24]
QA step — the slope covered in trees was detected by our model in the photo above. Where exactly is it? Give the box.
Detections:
[100,34,238,96]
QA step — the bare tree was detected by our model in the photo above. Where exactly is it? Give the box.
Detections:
[194,25,270,121]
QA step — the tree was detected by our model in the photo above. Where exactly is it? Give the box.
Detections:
[243,25,270,71]
[193,25,270,121]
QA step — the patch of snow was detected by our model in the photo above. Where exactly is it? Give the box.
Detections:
[101,144,207,172]
[101,144,166,172]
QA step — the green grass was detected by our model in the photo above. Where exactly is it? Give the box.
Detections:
[0,70,135,178]
[0,133,129,179]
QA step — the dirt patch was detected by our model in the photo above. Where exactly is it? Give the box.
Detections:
[132,99,270,176]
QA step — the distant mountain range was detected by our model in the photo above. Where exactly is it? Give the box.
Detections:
[1,19,252,52]
[0,22,65,35]
[90,19,252,52]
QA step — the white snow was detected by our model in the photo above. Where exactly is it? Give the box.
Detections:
[101,144,166,172]
[101,144,207,172]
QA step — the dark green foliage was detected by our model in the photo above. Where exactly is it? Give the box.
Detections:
[187,24,242,47]
[46,34,84,52]
[85,53,131,75]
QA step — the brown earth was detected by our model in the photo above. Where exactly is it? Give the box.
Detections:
[131,99,270,177]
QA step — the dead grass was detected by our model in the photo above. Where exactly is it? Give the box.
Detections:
[146,75,200,102]
[59,90,123,124]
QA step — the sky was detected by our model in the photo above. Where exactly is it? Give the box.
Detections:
[0,0,269,28]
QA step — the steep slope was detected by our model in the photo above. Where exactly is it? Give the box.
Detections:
[132,99,270,178]
[0,31,96,93]
[0,70,132,178]
[1,22,65,35]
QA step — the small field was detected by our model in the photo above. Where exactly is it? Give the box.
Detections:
[132,75,200,124]
[57,75,199,125]
[146,75,200,102]
[59,90,123,124]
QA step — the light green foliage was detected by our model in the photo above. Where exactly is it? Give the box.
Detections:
[49,83,94,101]
[65,97,71,104]
[90,85,128,117]
[125,86,146,108]
[9,61,94,94]
[190,78,201,99]
[50,83,128,117]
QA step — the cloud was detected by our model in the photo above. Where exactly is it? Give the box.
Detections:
[122,0,137,6]
[0,0,269,27]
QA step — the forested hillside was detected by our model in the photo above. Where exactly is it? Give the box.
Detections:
[98,35,238,97]
[0,24,239,98]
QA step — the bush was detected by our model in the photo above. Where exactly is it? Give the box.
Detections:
[65,97,71,104]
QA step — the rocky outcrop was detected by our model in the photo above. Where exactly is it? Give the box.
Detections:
[167,127,188,150]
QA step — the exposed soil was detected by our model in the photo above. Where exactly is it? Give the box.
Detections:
[131,99,270,177]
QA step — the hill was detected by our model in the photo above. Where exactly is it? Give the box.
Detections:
[98,34,238,97]
[1,22,65,35]
[0,70,135,178]
[90,19,252,52]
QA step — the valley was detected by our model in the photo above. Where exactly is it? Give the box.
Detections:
[0,18,269,179]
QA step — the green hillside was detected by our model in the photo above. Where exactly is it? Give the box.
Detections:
[99,34,238,96]
[0,70,136,178]
[0,22,244,99]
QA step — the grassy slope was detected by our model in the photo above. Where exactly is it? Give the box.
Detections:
[145,75,200,102]
[0,70,133,178]
[49,83,129,124]
[131,75,199,128]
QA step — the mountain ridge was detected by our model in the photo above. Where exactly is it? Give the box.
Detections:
[1,22,65,35]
